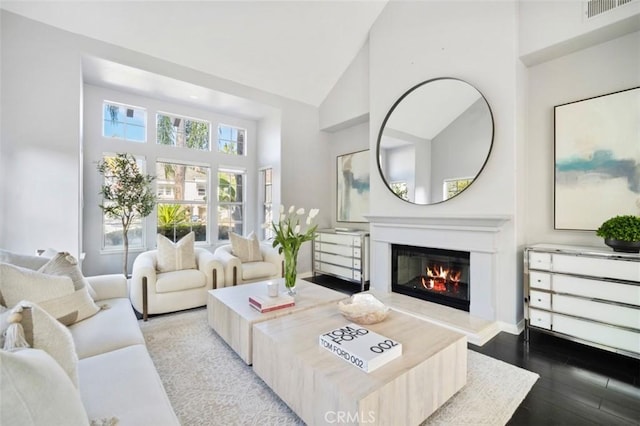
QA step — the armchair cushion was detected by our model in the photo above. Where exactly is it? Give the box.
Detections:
[241,261,278,282]
[156,232,196,273]
[230,232,262,262]
[156,269,205,293]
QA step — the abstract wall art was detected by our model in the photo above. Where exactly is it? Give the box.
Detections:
[337,149,370,223]
[554,87,640,230]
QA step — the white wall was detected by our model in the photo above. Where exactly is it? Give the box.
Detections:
[0,11,331,277]
[368,1,520,327]
[519,0,640,65]
[1,11,82,257]
[525,31,640,247]
[319,41,370,132]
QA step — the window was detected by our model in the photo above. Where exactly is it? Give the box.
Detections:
[443,177,473,200]
[218,168,245,240]
[261,168,274,239]
[390,181,409,201]
[101,154,146,250]
[157,113,210,151]
[218,124,245,155]
[102,102,146,142]
[156,160,209,242]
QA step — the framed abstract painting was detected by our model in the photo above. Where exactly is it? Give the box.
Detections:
[554,87,640,230]
[337,149,370,223]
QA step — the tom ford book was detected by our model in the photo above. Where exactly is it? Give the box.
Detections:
[319,323,402,372]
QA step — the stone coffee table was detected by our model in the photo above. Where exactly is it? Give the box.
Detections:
[206,279,347,364]
[252,303,467,425]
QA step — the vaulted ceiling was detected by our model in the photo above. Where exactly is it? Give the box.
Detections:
[1,1,388,107]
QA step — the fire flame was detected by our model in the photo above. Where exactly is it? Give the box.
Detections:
[420,264,462,292]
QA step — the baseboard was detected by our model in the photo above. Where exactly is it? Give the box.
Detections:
[498,319,525,335]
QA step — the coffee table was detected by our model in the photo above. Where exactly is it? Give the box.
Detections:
[206,279,347,364]
[252,303,467,425]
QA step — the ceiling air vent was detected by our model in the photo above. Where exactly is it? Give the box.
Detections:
[585,0,636,19]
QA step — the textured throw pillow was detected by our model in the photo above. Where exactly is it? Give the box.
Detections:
[230,231,262,262]
[0,248,51,270]
[0,348,89,426]
[0,262,74,308]
[4,302,79,387]
[38,286,100,325]
[156,232,197,273]
[39,252,97,299]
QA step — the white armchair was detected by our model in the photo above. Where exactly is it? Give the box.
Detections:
[130,247,224,321]
[214,242,283,286]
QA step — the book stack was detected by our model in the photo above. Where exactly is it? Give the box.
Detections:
[319,323,402,373]
[248,293,295,313]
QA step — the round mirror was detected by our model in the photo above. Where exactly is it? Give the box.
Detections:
[377,78,494,205]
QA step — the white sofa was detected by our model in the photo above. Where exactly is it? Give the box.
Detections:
[130,247,224,321]
[0,255,180,425]
[69,274,180,424]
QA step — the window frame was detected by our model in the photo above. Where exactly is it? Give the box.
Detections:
[156,111,211,151]
[217,167,247,241]
[217,123,247,156]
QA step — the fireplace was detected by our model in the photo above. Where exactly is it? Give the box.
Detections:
[391,244,470,311]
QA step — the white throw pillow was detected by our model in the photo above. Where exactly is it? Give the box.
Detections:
[38,286,101,325]
[230,231,262,262]
[156,232,197,273]
[0,262,74,308]
[39,252,97,299]
[5,302,79,387]
[0,348,89,426]
[0,248,50,270]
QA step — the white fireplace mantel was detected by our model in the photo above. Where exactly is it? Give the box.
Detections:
[366,214,512,323]
[364,214,511,232]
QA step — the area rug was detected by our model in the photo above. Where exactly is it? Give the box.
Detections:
[140,308,538,426]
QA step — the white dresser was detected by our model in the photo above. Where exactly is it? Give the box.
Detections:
[312,229,369,291]
[524,244,640,358]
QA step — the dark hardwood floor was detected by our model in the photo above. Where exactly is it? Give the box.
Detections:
[305,274,640,425]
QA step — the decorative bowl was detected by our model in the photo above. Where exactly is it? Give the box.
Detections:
[338,294,390,325]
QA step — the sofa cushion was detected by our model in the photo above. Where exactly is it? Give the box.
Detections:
[156,269,206,293]
[241,261,278,281]
[5,302,79,387]
[39,252,97,299]
[1,348,89,426]
[79,344,179,425]
[156,232,196,273]
[69,298,145,360]
[0,262,74,308]
[0,248,50,270]
[230,231,263,262]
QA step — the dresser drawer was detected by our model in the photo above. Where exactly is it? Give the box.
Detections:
[552,254,640,282]
[529,290,551,310]
[552,274,640,307]
[529,271,551,290]
[553,314,640,355]
[529,251,551,270]
[553,295,640,330]
[529,309,551,330]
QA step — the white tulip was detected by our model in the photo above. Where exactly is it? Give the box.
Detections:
[279,205,285,213]
[294,225,301,234]
[309,208,319,219]
[306,216,312,225]
[289,205,295,214]
[280,213,286,222]
[296,208,305,215]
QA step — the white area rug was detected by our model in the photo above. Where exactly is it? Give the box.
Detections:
[140,308,538,426]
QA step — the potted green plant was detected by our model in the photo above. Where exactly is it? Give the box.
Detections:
[97,153,157,276]
[596,215,640,253]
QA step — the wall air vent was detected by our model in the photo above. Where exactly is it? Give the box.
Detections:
[585,0,636,19]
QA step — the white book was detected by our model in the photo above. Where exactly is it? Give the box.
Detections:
[319,323,402,373]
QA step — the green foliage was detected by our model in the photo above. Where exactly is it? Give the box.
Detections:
[157,204,188,226]
[157,115,175,146]
[596,215,640,242]
[97,153,156,276]
[270,206,320,257]
[157,223,207,242]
